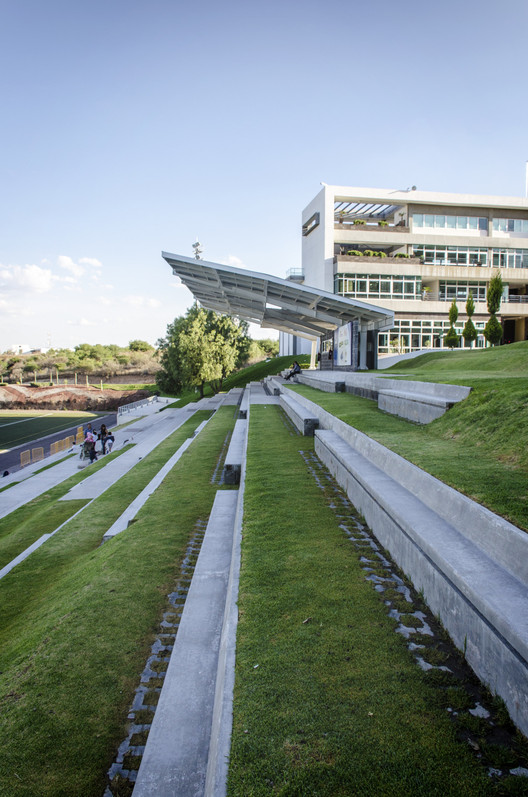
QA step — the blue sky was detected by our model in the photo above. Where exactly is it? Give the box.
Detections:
[1,0,527,350]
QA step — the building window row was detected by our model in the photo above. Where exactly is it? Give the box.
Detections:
[378,318,486,355]
[492,218,528,233]
[412,245,528,268]
[439,281,487,302]
[334,273,422,300]
[492,248,528,268]
[413,245,489,265]
[413,214,488,231]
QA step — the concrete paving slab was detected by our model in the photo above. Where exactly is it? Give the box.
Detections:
[0,407,192,519]
[60,409,191,501]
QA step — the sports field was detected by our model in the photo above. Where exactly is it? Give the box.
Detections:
[0,410,102,452]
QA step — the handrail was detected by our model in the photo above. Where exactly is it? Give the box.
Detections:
[117,395,159,415]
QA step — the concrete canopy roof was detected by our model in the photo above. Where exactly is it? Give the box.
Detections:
[162,252,394,340]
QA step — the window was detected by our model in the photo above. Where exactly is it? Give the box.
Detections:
[413,245,488,266]
[492,249,528,268]
[493,218,528,234]
[334,273,422,300]
[413,213,489,231]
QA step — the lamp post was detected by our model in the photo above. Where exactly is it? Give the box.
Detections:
[192,240,203,260]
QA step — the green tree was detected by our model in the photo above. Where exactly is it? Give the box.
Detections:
[448,299,458,327]
[156,305,248,396]
[484,271,504,346]
[462,294,477,347]
[444,327,460,349]
[129,339,153,352]
[444,300,460,349]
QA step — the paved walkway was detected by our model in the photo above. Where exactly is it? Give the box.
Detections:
[0,402,187,519]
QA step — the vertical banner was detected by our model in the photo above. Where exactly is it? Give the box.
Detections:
[337,323,352,366]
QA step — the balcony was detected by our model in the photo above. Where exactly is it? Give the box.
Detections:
[334,220,410,234]
[286,268,304,283]
[334,255,421,265]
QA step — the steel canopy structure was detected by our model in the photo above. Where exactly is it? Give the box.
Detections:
[162,252,394,341]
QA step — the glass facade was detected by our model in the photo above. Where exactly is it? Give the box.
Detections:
[492,248,528,268]
[413,245,488,265]
[334,273,422,300]
[378,318,486,354]
[413,214,488,231]
[493,218,528,233]
[439,281,487,301]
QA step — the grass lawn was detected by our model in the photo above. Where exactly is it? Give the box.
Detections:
[0,410,102,451]
[0,406,236,797]
[286,343,528,531]
[228,406,493,796]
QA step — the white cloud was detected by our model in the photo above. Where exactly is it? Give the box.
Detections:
[123,295,161,309]
[58,255,85,279]
[79,257,103,270]
[222,255,247,269]
[0,263,54,293]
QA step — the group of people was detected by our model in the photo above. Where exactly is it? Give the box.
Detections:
[82,423,115,463]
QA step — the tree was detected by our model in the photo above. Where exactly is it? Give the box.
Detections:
[484,271,504,346]
[444,299,460,349]
[448,299,458,327]
[156,304,249,396]
[462,294,477,347]
[129,339,153,352]
[444,326,460,349]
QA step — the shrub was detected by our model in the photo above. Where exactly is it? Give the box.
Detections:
[484,314,503,346]
[375,251,387,258]
[353,219,366,225]
[363,250,376,257]
[444,327,460,349]
[347,250,363,257]
[378,220,388,227]
[395,253,409,258]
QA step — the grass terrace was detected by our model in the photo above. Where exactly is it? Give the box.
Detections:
[0,408,234,797]
[228,405,500,795]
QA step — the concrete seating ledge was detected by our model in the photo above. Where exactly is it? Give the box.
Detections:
[132,489,240,797]
[293,372,471,424]
[294,372,345,393]
[238,388,249,418]
[223,419,247,484]
[279,392,319,436]
[287,389,528,736]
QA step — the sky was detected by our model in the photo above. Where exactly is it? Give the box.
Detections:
[1,0,527,351]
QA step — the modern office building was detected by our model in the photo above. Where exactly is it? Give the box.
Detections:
[286,184,528,358]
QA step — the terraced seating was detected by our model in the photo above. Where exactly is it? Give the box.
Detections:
[223,419,247,484]
[279,392,318,436]
[278,386,528,736]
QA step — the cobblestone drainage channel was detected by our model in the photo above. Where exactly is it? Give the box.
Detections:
[299,448,528,788]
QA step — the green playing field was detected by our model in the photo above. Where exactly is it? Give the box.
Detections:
[0,411,102,451]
